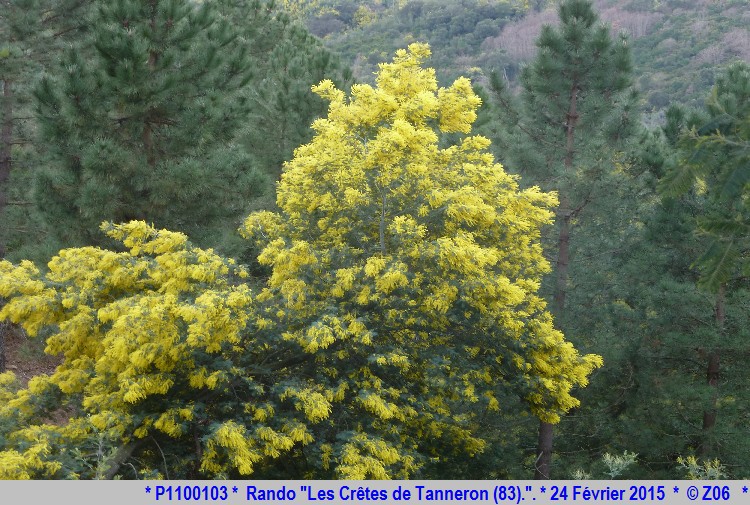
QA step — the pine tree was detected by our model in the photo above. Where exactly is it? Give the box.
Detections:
[228,0,353,182]
[1,0,68,259]
[487,0,637,478]
[662,62,750,291]
[33,0,267,249]
[2,0,105,261]
[549,122,711,478]
[553,91,750,478]
[660,62,750,465]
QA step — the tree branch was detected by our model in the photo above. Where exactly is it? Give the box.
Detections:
[103,439,145,480]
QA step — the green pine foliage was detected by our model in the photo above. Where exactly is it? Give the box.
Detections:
[483,0,642,478]
[638,63,750,474]
[1,0,91,262]
[33,0,267,249]
[555,76,750,478]
[2,0,93,375]
[236,1,354,182]
[487,0,639,375]
[662,62,750,291]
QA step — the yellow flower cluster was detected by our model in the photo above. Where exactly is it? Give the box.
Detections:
[338,432,415,479]
[0,221,258,477]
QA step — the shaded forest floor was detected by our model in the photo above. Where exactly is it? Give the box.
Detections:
[4,325,60,387]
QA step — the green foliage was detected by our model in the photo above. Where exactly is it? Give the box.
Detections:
[32,0,268,250]
[552,68,750,478]
[486,0,640,363]
[661,62,750,291]
[602,451,638,479]
[629,0,750,110]
[313,1,749,115]
[1,0,91,262]
[569,451,638,479]
[234,1,354,182]
[484,0,647,478]
[2,0,351,263]
[618,63,750,478]
[487,0,638,199]
[306,0,524,85]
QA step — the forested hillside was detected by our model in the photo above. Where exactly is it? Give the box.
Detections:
[1,0,749,480]
[307,0,750,112]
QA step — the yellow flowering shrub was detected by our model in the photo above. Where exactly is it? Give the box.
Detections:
[0,44,600,479]
[0,222,259,478]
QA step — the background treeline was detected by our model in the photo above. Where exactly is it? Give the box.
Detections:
[1,0,749,479]
[306,0,750,115]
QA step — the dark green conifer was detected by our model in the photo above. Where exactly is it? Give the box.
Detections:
[234,1,353,182]
[657,62,750,466]
[2,0,92,257]
[33,0,267,248]
[2,0,91,372]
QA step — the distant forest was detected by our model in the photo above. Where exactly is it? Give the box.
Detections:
[308,0,750,114]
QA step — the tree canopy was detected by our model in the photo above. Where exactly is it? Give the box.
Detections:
[32,0,267,248]
[662,62,750,291]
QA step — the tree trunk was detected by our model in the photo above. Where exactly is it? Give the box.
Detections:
[553,206,571,312]
[700,352,720,446]
[534,420,553,479]
[0,78,13,373]
[103,439,145,479]
[554,79,578,314]
[1,78,12,258]
[700,285,724,456]
[536,203,569,480]
[564,82,579,170]
[534,80,581,480]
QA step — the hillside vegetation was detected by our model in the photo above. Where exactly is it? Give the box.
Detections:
[306,0,750,111]
[2,0,750,480]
